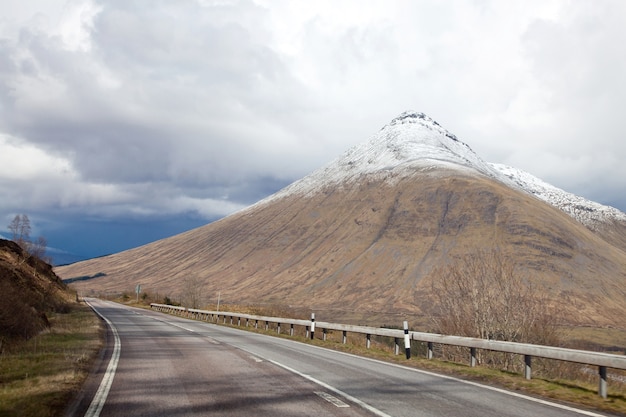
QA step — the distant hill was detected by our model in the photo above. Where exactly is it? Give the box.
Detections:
[0,239,71,341]
[55,112,626,328]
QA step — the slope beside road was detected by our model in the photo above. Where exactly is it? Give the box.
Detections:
[70,300,619,417]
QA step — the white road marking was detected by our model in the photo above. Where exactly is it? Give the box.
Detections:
[267,359,393,417]
[84,302,121,417]
[298,343,612,417]
[148,308,609,417]
[315,391,350,408]
[249,355,263,362]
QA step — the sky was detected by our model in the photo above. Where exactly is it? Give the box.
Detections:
[1,0,625,265]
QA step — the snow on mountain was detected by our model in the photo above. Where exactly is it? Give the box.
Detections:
[261,111,626,228]
[267,111,508,199]
[491,163,626,228]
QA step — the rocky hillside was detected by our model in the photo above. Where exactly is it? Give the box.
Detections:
[55,113,626,328]
[0,239,71,341]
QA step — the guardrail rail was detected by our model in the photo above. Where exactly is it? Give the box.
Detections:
[150,303,626,398]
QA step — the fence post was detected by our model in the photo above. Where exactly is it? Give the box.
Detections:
[403,321,411,359]
[524,355,532,380]
[599,366,608,398]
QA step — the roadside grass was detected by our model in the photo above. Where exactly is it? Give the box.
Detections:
[0,303,102,417]
[147,303,625,416]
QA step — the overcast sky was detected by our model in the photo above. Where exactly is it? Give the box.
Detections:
[1,0,625,264]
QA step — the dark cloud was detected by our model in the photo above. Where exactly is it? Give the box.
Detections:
[1,1,626,263]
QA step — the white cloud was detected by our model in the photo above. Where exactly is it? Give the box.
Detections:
[1,0,626,257]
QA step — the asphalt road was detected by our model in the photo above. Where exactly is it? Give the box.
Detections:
[70,299,615,417]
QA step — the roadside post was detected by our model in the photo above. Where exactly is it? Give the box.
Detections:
[310,313,316,340]
[403,321,411,359]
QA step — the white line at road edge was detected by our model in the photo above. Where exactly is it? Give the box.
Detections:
[149,312,612,417]
[84,301,121,417]
[291,342,611,417]
[267,359,393,417]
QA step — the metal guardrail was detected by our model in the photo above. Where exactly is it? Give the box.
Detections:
[150,303,626,398]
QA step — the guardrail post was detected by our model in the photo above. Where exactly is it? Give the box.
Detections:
[470,347,477,367]
[310,313,316,340]
[599,366,607,398]
[395,338,400,355]
[255,319,259,329]
[277,322,281,334]
[403,321,411,359]
[342,330,347,344]
[366,334,371,349]
[524,355,532,379]
[237,317,241,326]
[427,341,434,359]
[265,320,269,331]
[323,328,327,341]
[290,323,294,336]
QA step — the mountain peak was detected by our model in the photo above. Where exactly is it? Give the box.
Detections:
[388,111,458,142]
[261,110,626,231]
[265,111,503,202]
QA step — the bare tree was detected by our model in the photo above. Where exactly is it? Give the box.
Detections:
[8,214,31,249]
[430,249,561,370]
[181,275,205,309]
[7,214,49,263]
[30,236,49,263]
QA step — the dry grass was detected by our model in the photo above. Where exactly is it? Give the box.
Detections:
[0,303,102,417]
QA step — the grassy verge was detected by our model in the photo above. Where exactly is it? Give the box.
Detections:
[0,302,102,417]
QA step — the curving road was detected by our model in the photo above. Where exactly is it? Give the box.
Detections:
[70,299,614,417]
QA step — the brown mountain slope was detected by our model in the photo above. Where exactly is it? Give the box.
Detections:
[56,166,626,328]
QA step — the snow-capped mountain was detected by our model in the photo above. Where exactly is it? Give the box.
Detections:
[268,111,625,230]
[491,163,626,229]
[267,111,508,201]
[57,110,626,329]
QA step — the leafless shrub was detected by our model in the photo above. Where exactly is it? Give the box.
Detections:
[180,275,205,309]
[430,249,561,372]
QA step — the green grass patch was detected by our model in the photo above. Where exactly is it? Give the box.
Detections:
[0,303,102,417]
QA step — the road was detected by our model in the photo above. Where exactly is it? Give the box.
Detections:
[70,299,614,417]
